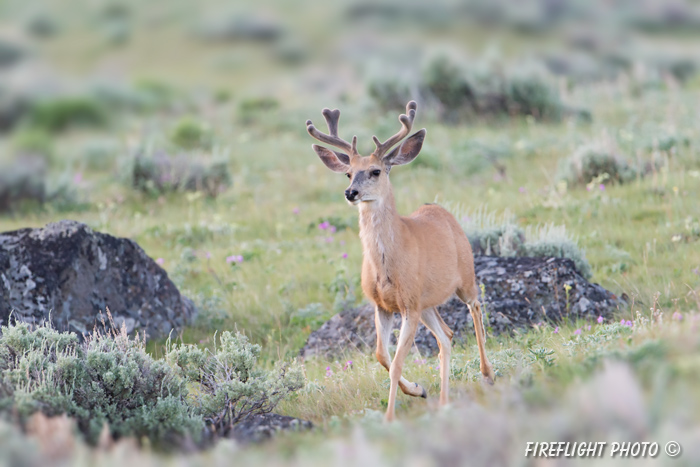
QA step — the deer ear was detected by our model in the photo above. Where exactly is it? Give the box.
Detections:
[313,144,350,173]
[383,129,426,166]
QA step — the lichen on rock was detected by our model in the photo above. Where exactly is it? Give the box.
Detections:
[0,220,195,339]
[301,255,625,358]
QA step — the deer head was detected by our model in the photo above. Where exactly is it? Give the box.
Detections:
[306,101,426,205]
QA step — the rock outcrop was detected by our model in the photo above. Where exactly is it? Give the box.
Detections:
[0,220,195,338]
[301,255,624,358]
[228,413,313,444]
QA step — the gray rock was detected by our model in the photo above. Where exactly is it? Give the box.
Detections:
[301,255,625,358]
[227,413,313,444]
[0,220,195,339]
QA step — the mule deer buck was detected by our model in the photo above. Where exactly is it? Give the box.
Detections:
[306,101,494,421]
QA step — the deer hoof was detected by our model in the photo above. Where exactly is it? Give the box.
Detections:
[482,374,495,386]
[417,383,427,398]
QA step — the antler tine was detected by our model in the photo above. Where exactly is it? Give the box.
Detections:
[373,100,417,158]
[306,108,356,155]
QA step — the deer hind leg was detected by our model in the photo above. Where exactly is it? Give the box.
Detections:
[420,307,453,406]
[457,288,495,385]
[375,307,426,399]
[384,310,421,422]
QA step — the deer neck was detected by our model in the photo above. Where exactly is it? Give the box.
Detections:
[357,186,401,272]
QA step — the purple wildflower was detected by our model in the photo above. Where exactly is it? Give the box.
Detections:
[156,258,164,266]
[597,315,604,324]
[73,172,83,185]
[318,221,330,230]
[599,184,606,191]
[587,325,591,331]
[226,255,244,264]
[620,319,625,325]
[343,360,353,370]
[325,366,333,377]
[325,237,334,243]
[672,312,683,321]
[625,320,633,327]
[293,207,300,214]
[342,253,348,259]
[574,328,582,335]
[519,187,526,193]
[329,225,337,234]
[554,326,559,334]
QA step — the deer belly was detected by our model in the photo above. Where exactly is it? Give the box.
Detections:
[362,275,401,312]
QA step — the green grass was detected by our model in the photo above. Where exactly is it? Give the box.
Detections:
[0,0,699,463]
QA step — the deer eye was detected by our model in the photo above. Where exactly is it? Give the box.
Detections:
[371,169,381,177]
[346,173,351,179]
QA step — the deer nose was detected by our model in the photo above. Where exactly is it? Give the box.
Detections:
[345,189,359,201]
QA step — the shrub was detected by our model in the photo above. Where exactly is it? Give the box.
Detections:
[99,1,131,45]
[11,128,54,161]
[25,12,59,39]
[0,321,303,450]
[0,36,28,68]
[171,117,213,150]
[367,76,414,113]
[81,139,119,171]
[166,331,304,438]
[238,97,279,123]
[422,55,475,117]
[0,163,83,213]
[91,80,179,113]
[0,157,46,212]
[197,13,283,43]
[557,144,637,186]
[0,321,201,448]
[274,40,308,65]
[27,97,108,132]
[522,224,592,279]
[368,55,573,122]
[130,150,232,197]
[504,74,562,120]
[447,204,592,278]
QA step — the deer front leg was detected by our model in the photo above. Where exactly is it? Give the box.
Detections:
[385,310,421,422]
[375,307,426,399]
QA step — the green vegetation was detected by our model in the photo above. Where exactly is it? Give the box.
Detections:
[370,55,568,122]
[27,97,109,133]
[0,0,699,463]
[0,319,301,450]
[170,117,213,150]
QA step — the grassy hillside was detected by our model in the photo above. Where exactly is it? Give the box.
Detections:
[0,0,699,464]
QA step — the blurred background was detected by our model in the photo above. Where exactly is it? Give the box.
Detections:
[1,0,700,465]
[1,0,699,207]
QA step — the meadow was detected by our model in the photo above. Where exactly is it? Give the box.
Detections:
[1,0,699,465]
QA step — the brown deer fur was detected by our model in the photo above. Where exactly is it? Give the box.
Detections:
[306,101,494,421]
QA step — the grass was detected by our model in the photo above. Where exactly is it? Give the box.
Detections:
[0,0,700,464]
